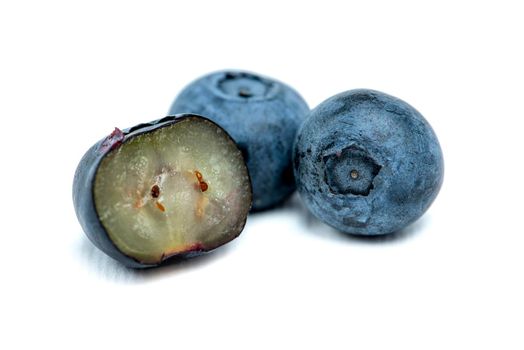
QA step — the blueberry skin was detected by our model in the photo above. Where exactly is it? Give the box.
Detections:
[294,89,444,235]
[169,70,309,211]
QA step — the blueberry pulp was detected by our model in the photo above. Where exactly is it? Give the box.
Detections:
[294,89,444,235]
[169,70,309,211]
[73,114,252,268]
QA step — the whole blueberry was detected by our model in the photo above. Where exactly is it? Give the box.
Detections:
[294,89,444,235]
[169,70,309,211]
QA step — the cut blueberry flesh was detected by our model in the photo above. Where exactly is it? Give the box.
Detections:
[169,70,309,211]
[293,89,444,235]
[73,115,252,267]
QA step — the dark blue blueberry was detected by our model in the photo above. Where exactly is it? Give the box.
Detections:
[169,70,309,211]
[293,89,444,235]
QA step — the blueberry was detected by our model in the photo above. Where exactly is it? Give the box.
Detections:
[169,70,309,211]
[73,114,252,268]
[293,89,444,235]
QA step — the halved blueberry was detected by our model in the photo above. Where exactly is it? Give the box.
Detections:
[73,114,252,268]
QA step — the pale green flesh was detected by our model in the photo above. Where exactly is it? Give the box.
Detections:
[93,118,251,264]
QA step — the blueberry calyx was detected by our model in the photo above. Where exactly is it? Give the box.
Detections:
[216,72,275,100]
[322,145,381,196]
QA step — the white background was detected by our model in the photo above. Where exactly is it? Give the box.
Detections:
[1,1,522,349]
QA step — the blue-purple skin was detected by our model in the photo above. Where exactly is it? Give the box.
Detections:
[293,89,444,235]
[169,70,309,211]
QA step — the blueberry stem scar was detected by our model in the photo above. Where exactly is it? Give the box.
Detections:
[350,170,359,179]
[238,88,252,98]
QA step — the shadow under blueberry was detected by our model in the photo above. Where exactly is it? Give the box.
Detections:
[75,233,237,283]
[285,192,429,244]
